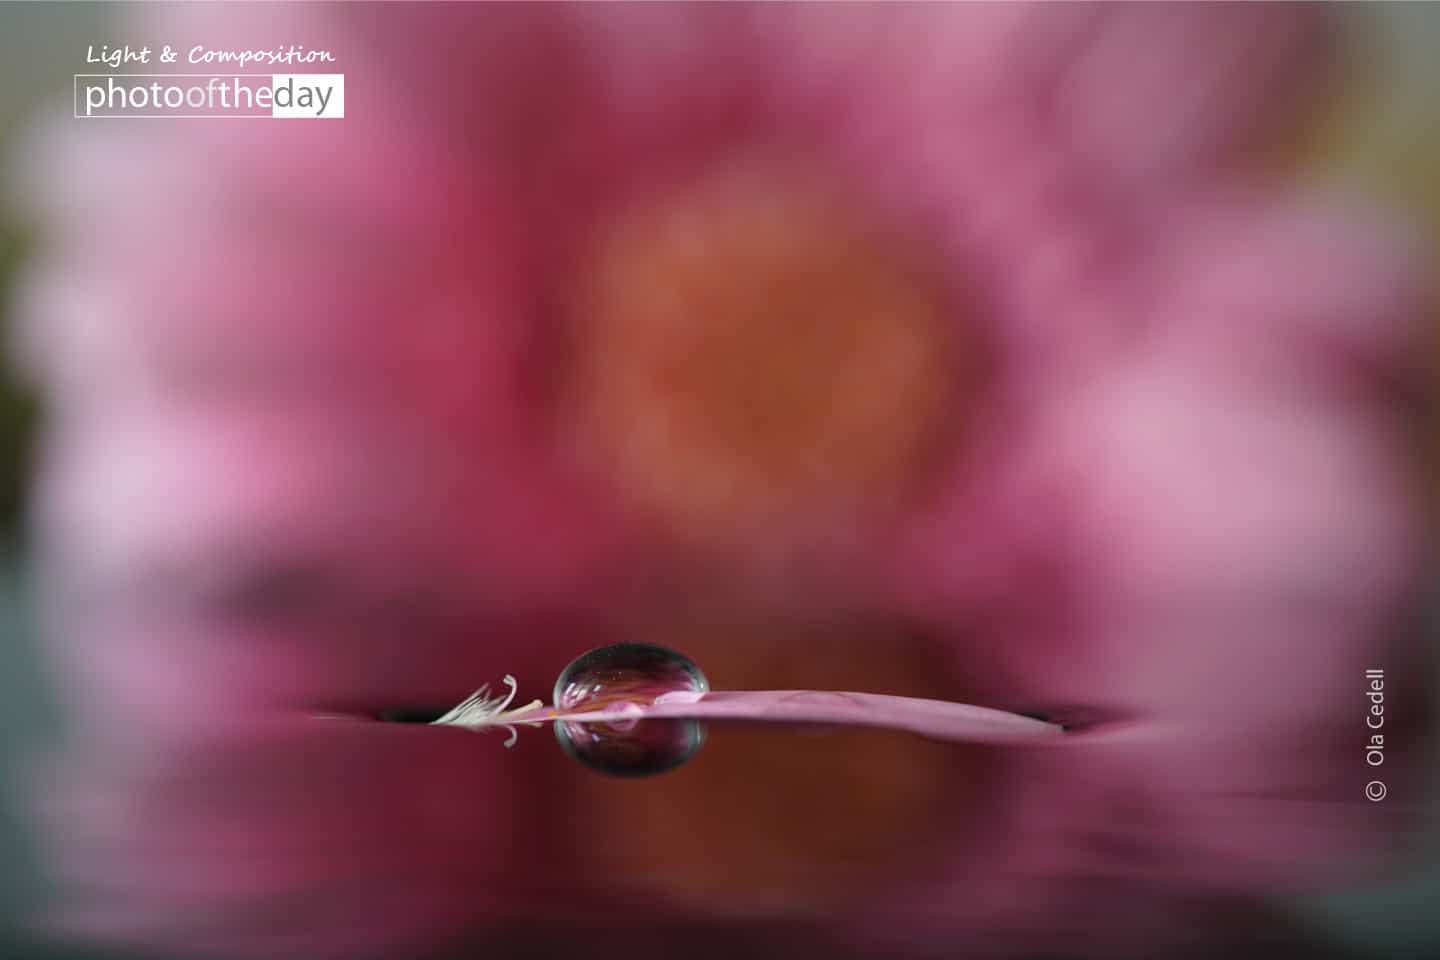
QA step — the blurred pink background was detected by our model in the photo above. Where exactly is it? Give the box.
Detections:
[0,4,1437,960]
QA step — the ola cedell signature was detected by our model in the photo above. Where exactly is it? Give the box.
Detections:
[1365,668,1387,766]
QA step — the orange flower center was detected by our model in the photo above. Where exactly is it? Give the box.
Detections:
[568,169,967,550]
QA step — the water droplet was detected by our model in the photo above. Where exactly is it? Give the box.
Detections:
[553,643,709,777]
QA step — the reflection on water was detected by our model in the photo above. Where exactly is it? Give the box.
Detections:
[37,714,978,956]
[25,686,1424,960]
[19,570,1430,960]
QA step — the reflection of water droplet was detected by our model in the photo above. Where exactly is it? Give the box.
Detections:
[553,643,709,777]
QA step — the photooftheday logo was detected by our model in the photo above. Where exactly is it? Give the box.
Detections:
[75,74,344,119]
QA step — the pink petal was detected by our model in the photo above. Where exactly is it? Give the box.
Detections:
[1055,3,1336,190]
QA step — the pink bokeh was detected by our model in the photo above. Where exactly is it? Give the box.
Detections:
[10,4,1431,958]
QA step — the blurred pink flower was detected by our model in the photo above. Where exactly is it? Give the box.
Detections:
[9,3,1430,959]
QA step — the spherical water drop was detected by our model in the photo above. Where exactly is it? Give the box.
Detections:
[553,643,708,777]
